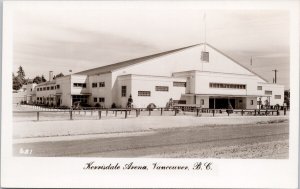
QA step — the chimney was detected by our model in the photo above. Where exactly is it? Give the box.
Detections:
[49,71,53,81]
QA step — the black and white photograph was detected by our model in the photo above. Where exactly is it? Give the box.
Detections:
[1,0,299,188]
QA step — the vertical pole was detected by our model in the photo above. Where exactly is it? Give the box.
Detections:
[175,108,177,116]
[265,110,268,116]
[277,109,279,116]
[136,109,138,117]
[241,109,244,116]
[197,109,199,116]
[37,112,39,121]
[161,108,163,116]
[272,111,274,115]
[98,110,101,119]
[254,109,257,116]
[213,109,215,117]
[227,110,229,116]
[115,111,117,117]
[91,110,93,116]
[106,109,108,116]
[70,110,73,120]
[149,109,151,116]
[125,110,127,119]
[284,108,286,115]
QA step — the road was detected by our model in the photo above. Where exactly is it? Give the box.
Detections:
[13,122,289,158]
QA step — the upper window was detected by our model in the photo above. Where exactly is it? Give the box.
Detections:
[51,86,54,90]
[265,90,272,95]
[155,86,169,92]
[56,85,60,89]
[73,83,86,88]
[257,86,262,90]
[274,95,281,99]
[47,87,50,90]
[173,82,186,87]
[99,82,105,87]
[94,98,97,102]
[209,82,246,90]
[99,97,105,102]
[92,83,97,88]
[201,51,209,62]
[138,91,151,96]
[121,86,127,97]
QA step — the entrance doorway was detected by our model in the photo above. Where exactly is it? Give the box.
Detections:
[209,98,236,109]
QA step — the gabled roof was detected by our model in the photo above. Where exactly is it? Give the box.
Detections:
[75,44,199,76]
[75,43,268,82]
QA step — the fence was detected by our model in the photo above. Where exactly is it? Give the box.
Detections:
[13,104,287,121]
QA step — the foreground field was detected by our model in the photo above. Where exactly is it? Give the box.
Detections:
[14,121,289,158]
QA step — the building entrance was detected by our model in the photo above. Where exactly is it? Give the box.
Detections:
[209,98,236,109]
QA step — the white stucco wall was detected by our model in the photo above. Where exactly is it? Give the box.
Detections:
[258,83,284,106]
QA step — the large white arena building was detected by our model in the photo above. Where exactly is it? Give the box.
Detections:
[16,43,284,109]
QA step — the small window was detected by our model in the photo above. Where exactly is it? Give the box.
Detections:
[257,86,262,90]
[99,97,105,102]
[265,90,272,95]
[51,86,54,90]
[275,95,281,99]
[43,87,46,90]
[201,51,209,62]
[94,98,97,102]
[121,86,126,97]
[173,82,186,87]
[155,86,169,91]
[138,91,151,96]
[99,82,105,87]
[37,88,39,91]
[92,83,97,88]
[47,87,50,90]
[82,83,86,88]
[56,85,60,89]
[250,100,254,105]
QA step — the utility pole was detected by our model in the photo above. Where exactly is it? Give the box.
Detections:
[272,69,278,83]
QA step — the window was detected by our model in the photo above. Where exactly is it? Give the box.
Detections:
[209,82,246,90]
[99,82,105,87]
[257,86,262,90]
[56,85,60,89]
[173,82,186,87]
[155,86,169,91]
[275,95,281,99]
[99,97,105,102]
[43,87,46,90]
[51,86,54,90]
[47,87,50,90]
[73,83,86,88]
[121,86,127,97]
[138,91,151,96]
[201,99,204,105]
[265,90,272,95]
[94,98,97,102]
[37,88,39,91]
[250,100,254,105]
[92,83,97,88]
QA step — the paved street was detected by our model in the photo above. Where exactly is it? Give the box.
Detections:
[14,122,288,158]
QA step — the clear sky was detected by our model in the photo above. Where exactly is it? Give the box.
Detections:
[11,2,290,89]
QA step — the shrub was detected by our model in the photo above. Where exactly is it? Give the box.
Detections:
[146,103,156,111]
[95,103,100,107]
[111,103,117,108]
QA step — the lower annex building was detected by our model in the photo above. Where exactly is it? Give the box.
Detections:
[17,43,284,109]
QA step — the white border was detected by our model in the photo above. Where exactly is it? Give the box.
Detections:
[1,1,299,188]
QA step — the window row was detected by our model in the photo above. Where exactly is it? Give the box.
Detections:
[173,82,186,87]
[37,97,54,101]
[94,97,105,103]
[73,83,86,88]
[265,90,272,95]
[92,82,105,88]
[155,86,169,92]
[209,83,246,89]
[37,85,60,91]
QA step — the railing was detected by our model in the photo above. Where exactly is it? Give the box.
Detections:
[14,104,287,121]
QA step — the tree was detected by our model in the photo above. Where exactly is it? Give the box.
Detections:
[33,75,47,84]
[53,72,64,79]
[127,94,133,108]
[17,66,25,84]
[12,73,22,90]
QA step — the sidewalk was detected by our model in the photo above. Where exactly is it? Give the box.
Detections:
[14,115,289,142]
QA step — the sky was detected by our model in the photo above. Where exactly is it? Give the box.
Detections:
[11,2,290,89]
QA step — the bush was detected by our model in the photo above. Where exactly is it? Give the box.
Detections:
[146,103,156,111]
[111,103,117,108]
[95,103,101,107]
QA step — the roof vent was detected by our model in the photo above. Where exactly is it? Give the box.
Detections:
[201,51,209,62]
